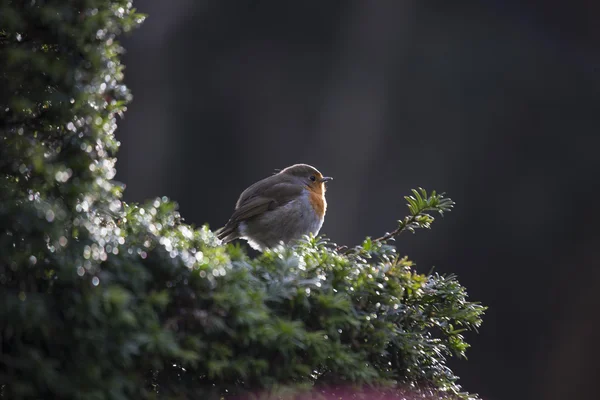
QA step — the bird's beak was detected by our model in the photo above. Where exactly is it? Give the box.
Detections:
[320,176,333,183]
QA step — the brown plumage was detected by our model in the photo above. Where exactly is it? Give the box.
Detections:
[216,164,332,251]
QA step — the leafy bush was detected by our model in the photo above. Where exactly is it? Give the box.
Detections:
[0,1,485,399]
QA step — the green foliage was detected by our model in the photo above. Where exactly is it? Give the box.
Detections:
[0,1,485,399]
[340,189,455,256]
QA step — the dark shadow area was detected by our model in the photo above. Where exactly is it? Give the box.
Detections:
[117,1,600,399]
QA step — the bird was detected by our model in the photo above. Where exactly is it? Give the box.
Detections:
[216,164,333,251]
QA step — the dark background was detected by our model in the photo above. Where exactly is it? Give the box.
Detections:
[116,1,600,399]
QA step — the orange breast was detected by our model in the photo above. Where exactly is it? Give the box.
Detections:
[308,190,327,218]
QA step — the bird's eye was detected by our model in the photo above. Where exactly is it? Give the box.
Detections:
[309,175,316,182]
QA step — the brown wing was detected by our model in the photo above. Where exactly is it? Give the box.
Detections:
[235,173,292,207]
[216,175,303,242]
[231,181,303,222]
[228,196,276,222]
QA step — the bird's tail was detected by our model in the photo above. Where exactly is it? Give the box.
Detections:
[215,223,239,244]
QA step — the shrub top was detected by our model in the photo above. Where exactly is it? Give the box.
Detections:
[0,1,485,399]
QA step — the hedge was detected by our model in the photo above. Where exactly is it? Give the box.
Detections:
[0,1,485,399]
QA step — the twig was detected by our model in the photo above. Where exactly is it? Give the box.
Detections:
[335,189,454,256]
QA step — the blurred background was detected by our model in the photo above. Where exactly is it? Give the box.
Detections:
[115,1,600,399]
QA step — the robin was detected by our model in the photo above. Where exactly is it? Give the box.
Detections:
[216,164,333,251]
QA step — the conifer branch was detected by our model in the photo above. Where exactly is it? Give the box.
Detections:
[339,188,454,254]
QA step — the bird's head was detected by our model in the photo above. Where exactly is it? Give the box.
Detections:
[280,164,333,194]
